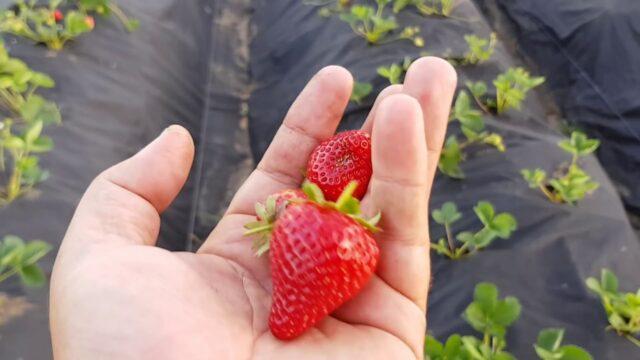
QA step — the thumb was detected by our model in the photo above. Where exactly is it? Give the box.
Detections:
[63,125,194,249]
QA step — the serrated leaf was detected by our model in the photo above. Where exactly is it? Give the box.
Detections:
[424,335,444,357]
[18,264,46,287]
[559,345,593,360]
[489,213,517,239]
[21,240,51,265]
[24,120,43,145]
[30,72,55,88]
[474,201,495,226]
[432,202,462,225]
[601,269,618,293]
[537,328,565,352]
[493,297,521,326]
[474,282,498,311]
[456,231,475,245]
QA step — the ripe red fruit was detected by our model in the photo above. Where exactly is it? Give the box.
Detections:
[85,16,95,29]
[245,181,381,340]
[53,10,63,22]
[307,130,372,202]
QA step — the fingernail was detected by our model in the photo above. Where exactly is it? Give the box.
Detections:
[163,124,190,137]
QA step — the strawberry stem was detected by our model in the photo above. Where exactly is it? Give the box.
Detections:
[244,224,274,235]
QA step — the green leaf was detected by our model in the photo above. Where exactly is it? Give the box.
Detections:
[559,345,593,360]
[350,81,372,104]
[601,269,618,293]
[30,72,55,88]
[392,0,412,13]
[456,232,475,245]
[489,213,517,239]
[3,58,28,74]
[65,12,94,36]
[125,19,140,32]
[522,168,547,188]
[474,282,498,311]
[21,240,51,265]
[474,201,495,226]
[453,91,484,133]
[19,95,61,124]
[482,133,505,152]
[424,335,444,357]
[18,263,46,287]
[432,202,462,225]
[30,136,54,153]
[3,135,25,150]
[0,235,25,267]
[467,81,487,99]
[24,120,43,145]
[536,328,564,352]
[558,132,600,157]
[439,135,464,179]
[464,282,521,339]
[492,296,521,326]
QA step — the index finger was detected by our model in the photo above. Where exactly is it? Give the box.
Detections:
[225,66,353,215]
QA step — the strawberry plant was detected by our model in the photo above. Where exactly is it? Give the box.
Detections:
[245,181,381,339]
[425,282,521,360]
[0,0,95,51]
[76,0,139,32]
[320,0,424,47]
[445,33,496,66]
[305,0,352,17]
[493,67,545,114]
[393,0,455,17]
[0,0,138,50]
[466,67,545,115]
[534,328,593,360]
[350,80,372,104]
[0,42,60,206]
[463,33,496,65]
[377,56,411,84]
[586,269,640,347]
[522,131,600,205]
[306,130,372,201]
[0,235,51,286]
[431,201,517,259]
[439,91,505,178]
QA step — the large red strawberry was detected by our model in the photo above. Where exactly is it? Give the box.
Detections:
[245,181,381,340]
[307,130,372,201]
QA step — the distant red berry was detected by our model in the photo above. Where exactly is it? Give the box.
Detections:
[85,16,95,29]
[53,10,63,22]
[306,130,372,201]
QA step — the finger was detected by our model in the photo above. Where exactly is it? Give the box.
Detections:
[225,66,353,216]
[365,94,431,310]
[402,57,457,190]
[62,125,195,249]
[360,84,403,133]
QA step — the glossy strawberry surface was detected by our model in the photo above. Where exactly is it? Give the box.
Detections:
[268,202,379,340]
[306,130,372,201]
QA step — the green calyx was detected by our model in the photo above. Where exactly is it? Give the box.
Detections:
[244,195,278,256]
[301,180,381,233]
[243,180,382,257]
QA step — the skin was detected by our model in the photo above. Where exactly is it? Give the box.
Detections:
[49,57,457,360]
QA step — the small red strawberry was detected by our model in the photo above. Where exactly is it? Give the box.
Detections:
[245,181,381,340]
[307,130,372,202]
[53,10,64,22]
[85,16,95,29]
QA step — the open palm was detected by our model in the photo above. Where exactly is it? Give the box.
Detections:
[50,58,456,360]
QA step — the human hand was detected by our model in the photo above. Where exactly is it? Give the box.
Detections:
[50,57,456,359]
